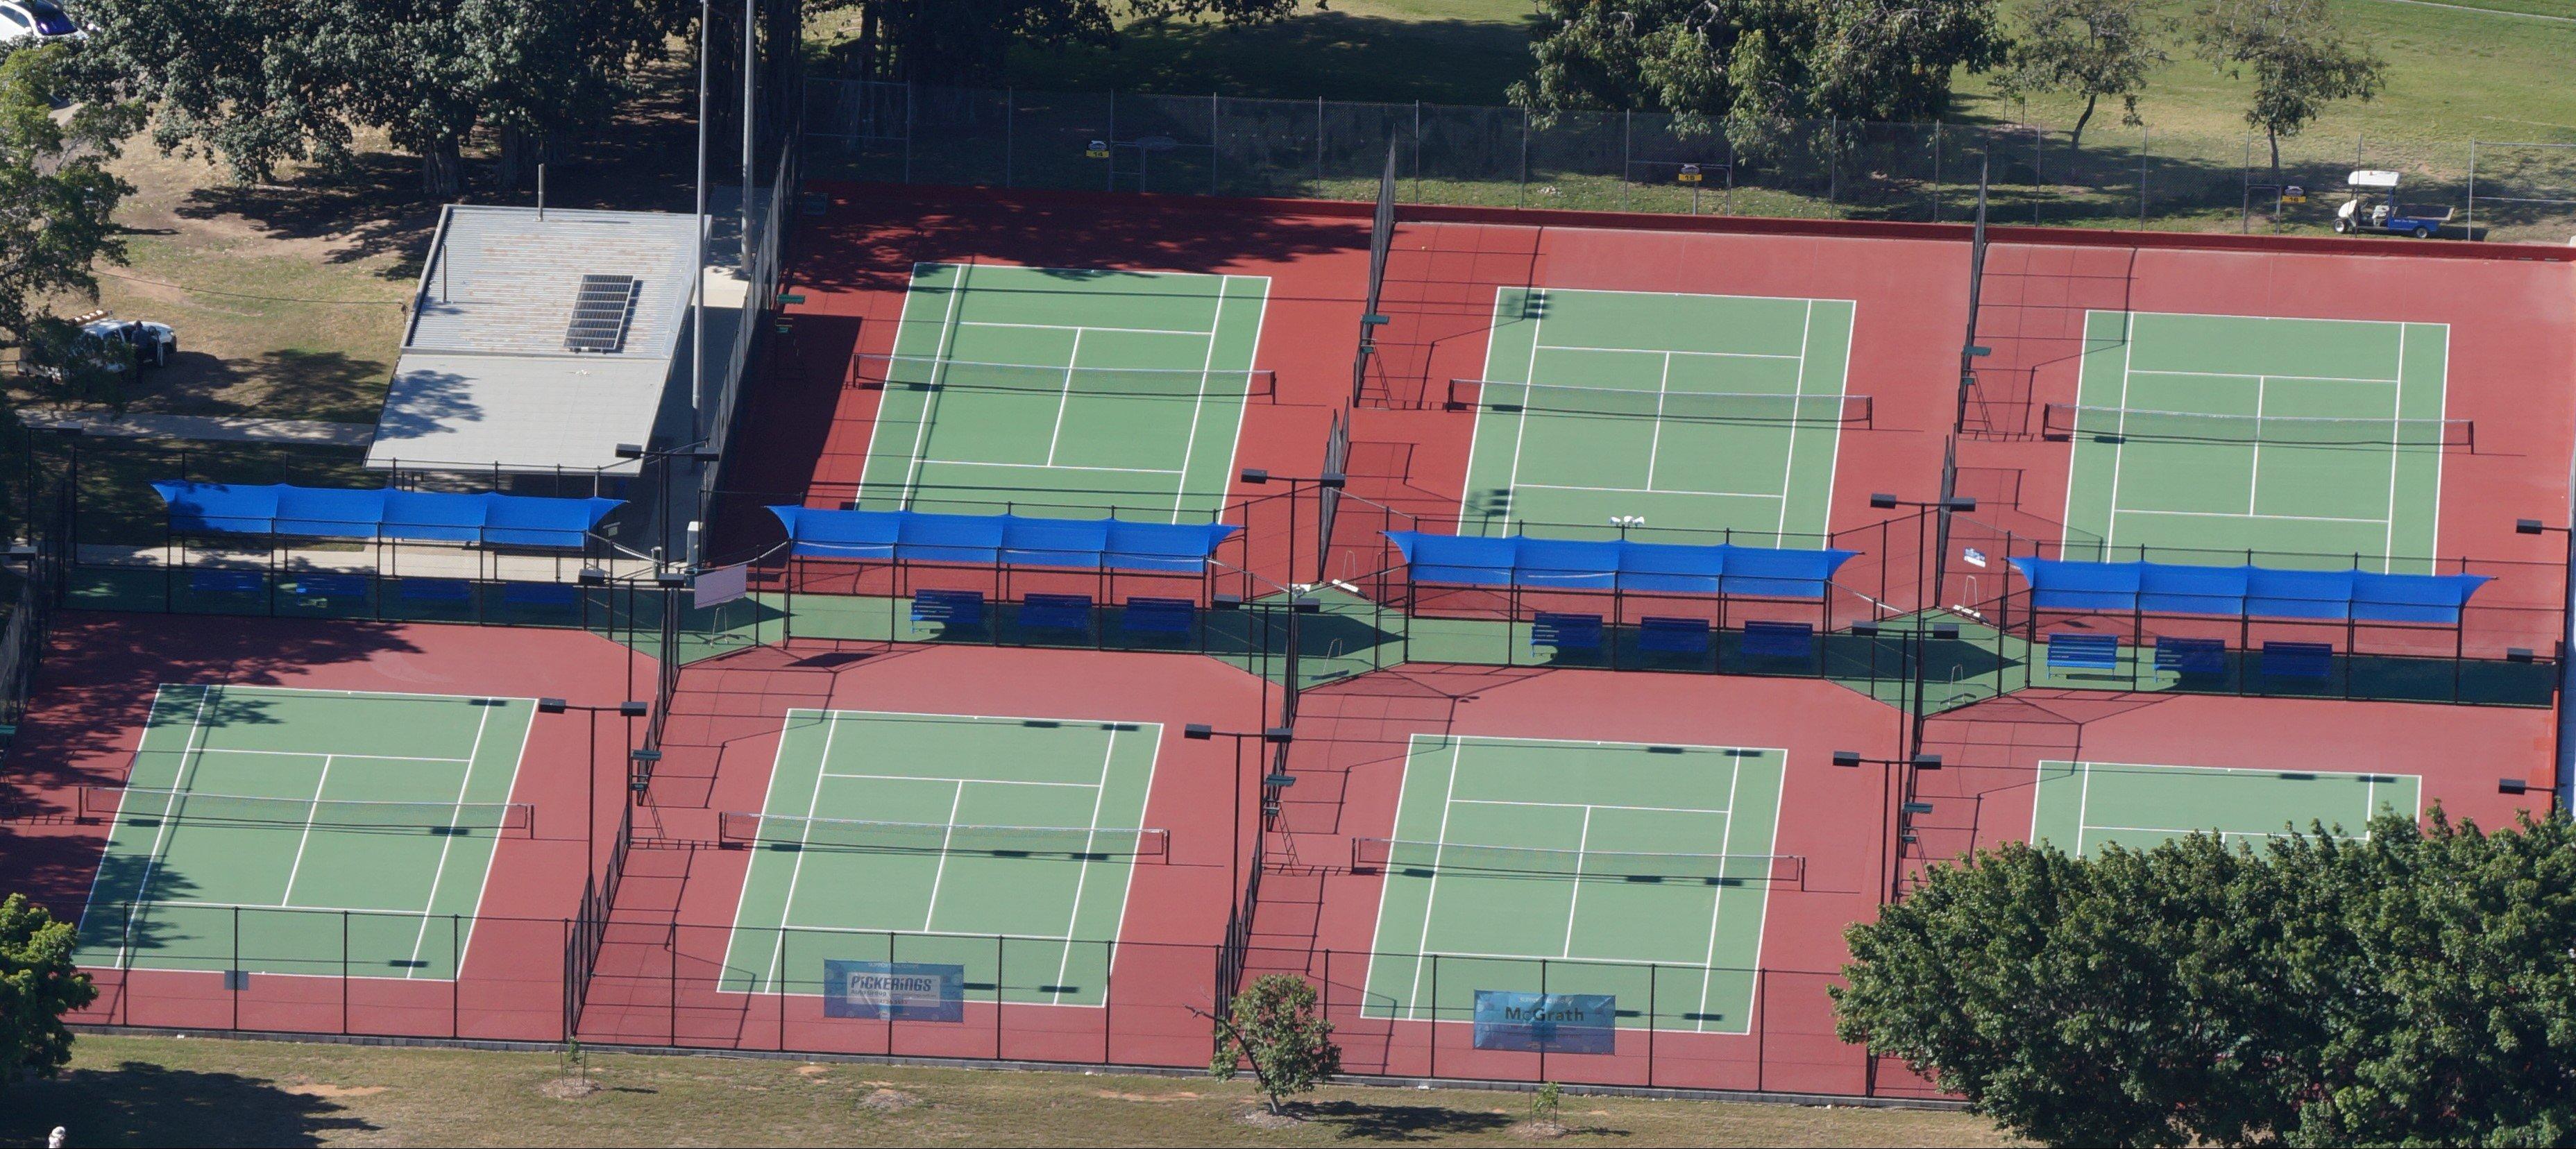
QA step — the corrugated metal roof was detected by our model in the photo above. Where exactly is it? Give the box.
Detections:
[371,205,701,472]
[365,353,671,473]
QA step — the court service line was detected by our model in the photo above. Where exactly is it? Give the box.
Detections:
[402,698,497,976]
[1770,300,1817,547]
[1051,727,1122,1003]
[2128,368,2400,386]
[897,264,972,507]
[2381,326,2409,565]
[1643,352,1674,488]
[1557,805,1597,959]
[1498,290,1549,535]
[956,319,1219,338]
[915,458,1185,476]
[1167,276,1231,523]
[768,715,846,991]
[918,781,971,933]
[2247,373,2269,515]
[1042,328,1090,466]
[1534,343,1803,361]
[1199,274,1275,525]
[820,770,1100,790]
[2116,508,2388,525]
[446,703,539,982]
[185,747,475,765]
[1513,482,1783,499]
[852,261,945,507]
[276,754,339,907]
[1450,797,1734,817]
[2102,316,2137,552]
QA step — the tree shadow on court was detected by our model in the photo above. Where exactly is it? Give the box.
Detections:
[0,1059,378,1147]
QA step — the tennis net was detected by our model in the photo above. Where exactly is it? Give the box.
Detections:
[1353,837,1804,884]
[83,786,534,835]
[720,810,1171,860]
[2043,403,2473,448]
[854,353,1276,401]
[1448,378,1872,425]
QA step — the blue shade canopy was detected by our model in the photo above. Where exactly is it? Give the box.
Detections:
[153,482,622,549]
[768,507,1238,573]
[2008,557,2491,624]
[1384,531,1856,598]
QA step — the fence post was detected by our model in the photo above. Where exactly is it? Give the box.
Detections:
[902,80,914,185]
[1517,108,1530,209]
[2467,140,2477,237]
[1316,96,1325,184]
[2140,126,2151,229]
[1108,92,1119,192]
[1622,110,1632,212]
[1931,121,1942,223]
[1004,87,1014,188]
[1413,101,1423,202]
[1645,962,1657,1087]
[1210,92,1221,196]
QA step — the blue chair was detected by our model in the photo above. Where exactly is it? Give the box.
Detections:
[1019,593,1092,631]
[189,570,264,596]
[1119,597,1195,635]
[290,573,371,600]
[1532,612,1604,652]
[2152,636,2228,676]
[911,588,985,627]
[2044,633,2120,670]
[398,578,473,604]
[2260,641,2334,680]
[1638,616,1712,656]
[1740,621,1815,659]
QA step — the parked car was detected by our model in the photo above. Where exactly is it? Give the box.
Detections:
[0,0,82,46]
[82,318,177,368]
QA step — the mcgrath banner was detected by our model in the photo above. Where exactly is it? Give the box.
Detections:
[1471,991,1617,1053]
[822,960,965,1021]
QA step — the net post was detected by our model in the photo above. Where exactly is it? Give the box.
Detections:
[1645,962,1658,1086]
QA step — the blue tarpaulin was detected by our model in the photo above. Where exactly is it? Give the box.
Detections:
[153,482,621,549]
[2008,556,2489,624]
[768,507,1238,573]
[1384,531,1855,598]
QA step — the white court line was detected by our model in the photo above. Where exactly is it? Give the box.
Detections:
[917,781,970,932]
[2101,314,2137,553]
[1167,275,1230,524]
[1450,798,1734,816]
[956,319,1219,338]
[1693,756,1747,1032]
[767,713,845,989]
[1499,289,1548,535]
[1557,805,1596,959]
[2128,368,2400,385]
[899,264,972,508]
[2381,326,2409,567]
[1643,352,1672,487]
[2116,509,2389,525]
[146,899,448,916]
[1401,738,1467,1021]
[820,771,1101,790]
[854,261,944,507]
[1042,327,1088,466]
[277,754,337,906]
[1770,300,1816,547]
[110,686,219,967]
[1535,343,1804,361]
[1514,482,1783,499]
[402,699,495,977]
[185,747,475,765]
[916,458,1183,477]
[1050,728,1121,1003]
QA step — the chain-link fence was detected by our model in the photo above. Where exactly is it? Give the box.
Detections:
[804,79,2576,243]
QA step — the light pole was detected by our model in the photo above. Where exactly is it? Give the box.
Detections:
[538,697,650,877]
[2516,518,2573,814]
[1183,722,1296,901]
[1834,749,1942,903]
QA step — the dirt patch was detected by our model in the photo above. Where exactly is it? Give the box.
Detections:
[539,1077,602,1100]
[795,1065,830,1078]
[857,1088,921,1112]
[1237,1107,1305,1130]
[276,1076,386,1098]
[1095,1089,1202,1102]
[1509,1118,1571,1139]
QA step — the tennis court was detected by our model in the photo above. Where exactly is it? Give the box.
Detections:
[1359,734,1791,1035]
[73,684,536,979]
[718,710,1163,1006]
[2031,759,2423,856]
[854,262,1273,522]
[1455,287,1859,543]
[2058,311,2454,572]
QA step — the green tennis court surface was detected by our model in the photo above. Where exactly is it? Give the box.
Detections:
[1458,287,1857,543]
[719,710,1162,1005]
[855,262,1271,522]
[2060,311,2452,572]
[74,684,536,979]
[1362,735,1790,1035]
[2031,759,2423,856]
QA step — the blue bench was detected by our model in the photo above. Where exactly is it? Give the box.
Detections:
[189,570,264,596]
[1740,621,1815,659]
[1532,612,1604,652]
[911,588,985,627]
[1019,593,1092,631]
[2153,636,2228,676]
[290,573,371,600]
[1638,616,1711,655]
[398,578,473,604]
[1120,597,1196,635]
[2044,633,2120,670]
[2260,641,2334,680]
[501,581,579,607]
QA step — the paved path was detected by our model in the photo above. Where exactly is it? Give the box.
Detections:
[20,409,375,448]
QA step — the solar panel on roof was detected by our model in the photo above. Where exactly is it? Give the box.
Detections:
[565,274,640,352]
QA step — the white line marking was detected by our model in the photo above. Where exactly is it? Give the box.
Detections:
[918,780,969,932]
[1693,756,1747,1032]
[277,754,336,906]
[1535,343,1804,361]
[1643,352,1672,488]
[899,264,972,509]
[402,699,495,977]
[1042,327,1088,466]
[1168,275,1228,524]
[917,459,1183,477]
[1558,804,1595,959]
[112,686,219,967]
[958,319,1219,337]
[1051,728,1120,1003]
[1771,300,1815,547]
[1500,289,1548,535]
[1449,798,1735,816]
[1400,738,1466,1021]
[1513,482,1784,499]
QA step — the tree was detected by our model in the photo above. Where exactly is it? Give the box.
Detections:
[0,894,96,1090]
[2192,0,2384,180]
[811,0,1304,84]
[1992,0,2171,150]
[1508,0,2008,156]
[1832,810,2576,1147]
[0,44,139,357]
[1206,973,1339,1116]
[65,0,693,196]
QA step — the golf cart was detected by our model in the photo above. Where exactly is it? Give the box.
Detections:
[2334,169,2454,239]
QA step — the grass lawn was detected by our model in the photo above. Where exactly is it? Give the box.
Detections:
[0,1034,2015,1148]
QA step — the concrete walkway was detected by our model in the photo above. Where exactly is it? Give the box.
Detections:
[20,409,375,448]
